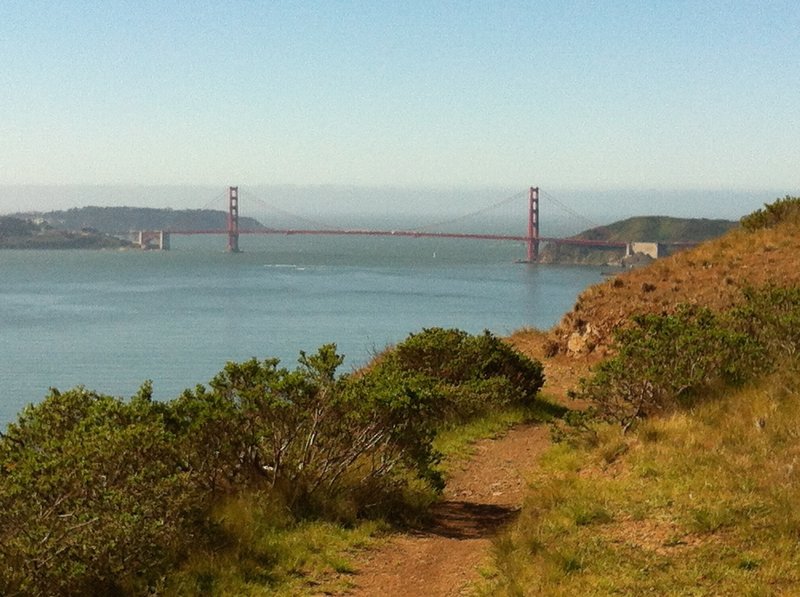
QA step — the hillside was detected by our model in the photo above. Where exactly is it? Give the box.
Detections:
[13,206,266,234]
[344,200,800,596]
[485,197,800,595]
[528,210,798,358]
[539,215,737,265]
[0,216,130,249]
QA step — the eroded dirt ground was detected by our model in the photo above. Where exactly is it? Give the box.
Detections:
[331,339,588,597]
[341,423,550,596]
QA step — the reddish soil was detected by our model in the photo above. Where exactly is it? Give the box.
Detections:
[341,423,550,596]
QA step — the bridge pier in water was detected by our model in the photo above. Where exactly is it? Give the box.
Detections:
[136,230,170,250]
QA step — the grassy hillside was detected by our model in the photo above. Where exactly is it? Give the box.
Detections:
[483,369,800,595]
[538,210,800,357]
[485,196,800,595]
[14,206,265,234]
[539,216,737,265]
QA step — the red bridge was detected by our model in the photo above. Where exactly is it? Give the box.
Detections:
[136,186,681,261]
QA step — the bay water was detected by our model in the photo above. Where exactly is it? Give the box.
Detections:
[0,234,604,425]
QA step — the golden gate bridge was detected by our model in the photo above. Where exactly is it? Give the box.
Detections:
[135,186,661,261]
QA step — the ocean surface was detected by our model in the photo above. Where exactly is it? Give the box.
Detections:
[0,234,604,425]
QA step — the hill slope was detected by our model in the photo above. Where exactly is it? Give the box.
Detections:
[541,213,798,356]
[539,215,737,265]
[14,207,265,233]
[485,198,800,596]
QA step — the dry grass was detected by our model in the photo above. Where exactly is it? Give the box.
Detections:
[549,222,800,357]
[481,207,800,595]
[480,366,800,596]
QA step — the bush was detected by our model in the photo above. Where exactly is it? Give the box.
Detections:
[730,285,800,361]
[170,344,443,513]
[740,195,800,231]
[0,387,202,596]
[376,328,545,423]
[574,285,800,430]
[572,306,757,429]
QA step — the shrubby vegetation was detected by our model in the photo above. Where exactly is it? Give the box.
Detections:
[0,328,544,595]
[483,196,800,595]
[573,191,800,427]
[376,328,545,423]
[0,386,202,595]
[571,285,800,429]
[740,195,800,231]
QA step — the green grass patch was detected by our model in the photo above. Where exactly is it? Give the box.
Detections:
[434,397,564,472]
[161,492,389,596]
[480,367,800,595]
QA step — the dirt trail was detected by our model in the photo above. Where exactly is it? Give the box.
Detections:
[342,423,551,596]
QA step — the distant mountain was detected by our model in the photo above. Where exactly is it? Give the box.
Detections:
[12,206,266,234]
[539,216,738,265]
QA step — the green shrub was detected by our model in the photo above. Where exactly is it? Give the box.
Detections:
[572,306,757,429]
[0,387,202,596]
[574,285,800,430]
[376,328,545,423]
[171,344,443,513]
[730,285,800,361]
[740,195,800,231]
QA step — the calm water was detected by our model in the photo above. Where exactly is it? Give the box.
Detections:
[0,234,603,425]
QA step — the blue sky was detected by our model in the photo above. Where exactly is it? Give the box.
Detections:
[1,1,798,216]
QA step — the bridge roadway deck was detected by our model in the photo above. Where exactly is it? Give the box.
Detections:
[165,228,631,248]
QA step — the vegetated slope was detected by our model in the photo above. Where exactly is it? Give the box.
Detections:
[482,198,800,596]
[483,368,800,595]
[0,216,129,249]
[545,210,800,357]
[0,330,547,596]
[538,215,737,265]
[13,206,265,233]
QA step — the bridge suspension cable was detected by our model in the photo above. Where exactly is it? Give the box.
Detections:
[408,189,528,232]
[199,190,228,211]
[239,189,347,231]
[539,189,602,231]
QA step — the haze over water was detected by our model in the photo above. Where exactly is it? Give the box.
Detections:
[0,233,604,425]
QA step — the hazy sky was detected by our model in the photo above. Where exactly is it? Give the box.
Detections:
[1,2,798,216]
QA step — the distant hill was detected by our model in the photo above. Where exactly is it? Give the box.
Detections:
[0,216,130,249]
[539,216,738,265]
[13,207,266,234]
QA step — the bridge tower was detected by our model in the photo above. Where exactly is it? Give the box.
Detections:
[227,186,240,253]
[526,186,540,262]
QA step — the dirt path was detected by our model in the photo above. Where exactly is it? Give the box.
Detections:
[342,423,551,596]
